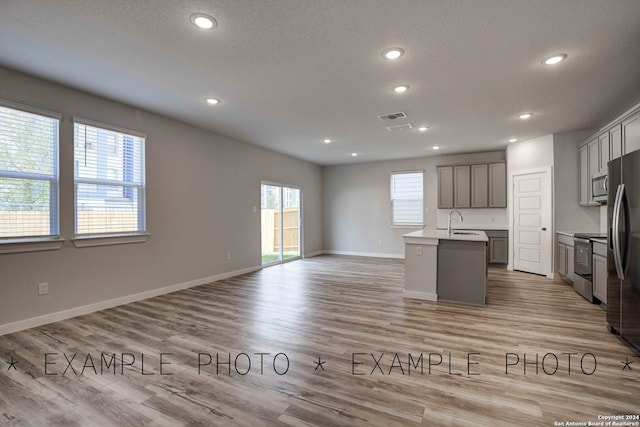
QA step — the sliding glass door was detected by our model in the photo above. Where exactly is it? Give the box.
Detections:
[261,183,301,265]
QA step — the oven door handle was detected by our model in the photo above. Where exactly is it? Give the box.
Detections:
[612,184,625,280]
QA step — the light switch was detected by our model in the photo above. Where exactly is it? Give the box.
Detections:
[416,246,423,256]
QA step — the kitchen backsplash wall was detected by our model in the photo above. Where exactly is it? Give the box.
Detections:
[436,208,508,230]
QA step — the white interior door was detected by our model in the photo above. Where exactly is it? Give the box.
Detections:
[512,170,551,276]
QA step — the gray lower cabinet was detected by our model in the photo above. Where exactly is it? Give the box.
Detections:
[437,239,487,306]
[485,230,508,264]
[592,241,607,303]
[556,234,574,285]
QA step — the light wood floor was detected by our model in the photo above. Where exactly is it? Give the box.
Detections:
[1,255,639,426]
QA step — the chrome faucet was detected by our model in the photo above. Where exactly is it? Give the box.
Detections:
[447,210,463,234]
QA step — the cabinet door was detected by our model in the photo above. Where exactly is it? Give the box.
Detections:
[488,163,507,208]
[593,254,607,303]
[453,165,470,208]
[557,242,566,277]
[610,124,622,161]
[579,146,589,206]
[489,237,508,264]
[623,111,640,155]
[471,164,488,208]
[438,167,454,208]
[587,140,599,205]
[598,132,609,175]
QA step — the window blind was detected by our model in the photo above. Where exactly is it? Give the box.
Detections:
[390,171,423,226]
[0,105,59,239]
[74,121,146,235]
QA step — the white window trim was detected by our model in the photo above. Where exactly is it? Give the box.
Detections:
[0,100,61,246]
[390,170,424,228]
[0,238,64,254]
[72,233,149,248]
[0,99,62,121]
[72,116,147,139]
[72,119,148,241]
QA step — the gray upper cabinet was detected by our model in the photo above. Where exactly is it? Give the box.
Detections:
[453,165,471,208]
[598,132,609,175]
[471,164,488,208]
[438,163,505,209]
[437,166,454,208]
[623,111,640,155]
[579,145,589,206]
[488,163,506,208]
[610,123,622,160]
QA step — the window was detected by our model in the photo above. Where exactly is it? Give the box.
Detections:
[73,119,146,236]
[390,171,423,226]
[0,103,60,240]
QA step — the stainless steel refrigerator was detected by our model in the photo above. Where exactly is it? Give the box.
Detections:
[607,149,640,352]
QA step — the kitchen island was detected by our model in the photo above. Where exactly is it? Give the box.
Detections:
[402,229,488,306]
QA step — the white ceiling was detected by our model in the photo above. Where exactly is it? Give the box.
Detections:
[1,1,640,166]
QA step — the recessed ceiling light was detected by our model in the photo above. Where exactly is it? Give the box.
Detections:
[432,146,440,150]
[508,138,518,143]
[205,97,220,105]
[393,85,409,94]
[383,48,404,60]
[519,113,533,120]
[351,152,358,157]
[542,54,567,65]
[191,13,217,30]
[323,138,332,144]
[418,126,429,132]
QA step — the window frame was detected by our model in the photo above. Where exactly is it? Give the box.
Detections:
[390,170,424,228]
[0,99,63,251]
[72,117,148,244]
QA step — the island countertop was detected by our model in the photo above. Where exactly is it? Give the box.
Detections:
[402,228,488,244]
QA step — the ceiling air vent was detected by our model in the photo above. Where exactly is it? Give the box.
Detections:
[386,123,413,131]
[377,112,407,121]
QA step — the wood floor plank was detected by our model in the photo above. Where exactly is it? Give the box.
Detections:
[1,255,639,426]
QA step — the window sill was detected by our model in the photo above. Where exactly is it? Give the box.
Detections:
[391,224,424,229]
[0,238,65,254]
[72,233,150,248]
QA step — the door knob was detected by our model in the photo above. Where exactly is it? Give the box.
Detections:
[541,227,547,231]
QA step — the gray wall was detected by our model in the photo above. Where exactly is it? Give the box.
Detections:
[323,151,506,256]
[0,67,322,327]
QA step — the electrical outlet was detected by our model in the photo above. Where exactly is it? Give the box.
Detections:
[226,252,232,260]
[252,206,257,213]
[38,282,48,296]
[378,240,383,247]
[416,246,423,256]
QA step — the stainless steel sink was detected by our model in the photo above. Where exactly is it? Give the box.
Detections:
[452,230,479,235]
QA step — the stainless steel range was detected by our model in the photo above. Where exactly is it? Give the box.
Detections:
[573,232,607,302]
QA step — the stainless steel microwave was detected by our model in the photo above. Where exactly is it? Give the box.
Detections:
[592,174,607,203]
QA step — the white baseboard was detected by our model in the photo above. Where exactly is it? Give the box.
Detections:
[0,265,262,336]
[402,290,438,301]
[323,250,404,259]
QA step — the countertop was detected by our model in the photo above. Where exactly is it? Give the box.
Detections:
[556,231,574,237]
[403,229,488,242]
[591,238,607,245]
